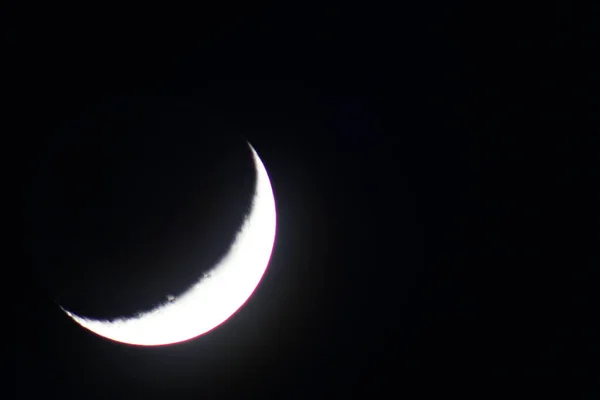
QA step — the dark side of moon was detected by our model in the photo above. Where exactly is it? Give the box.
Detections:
[27,105,257,322]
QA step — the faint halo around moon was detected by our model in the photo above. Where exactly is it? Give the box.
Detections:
[61,143,277,346]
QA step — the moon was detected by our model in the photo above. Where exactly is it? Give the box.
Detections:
[61,143,277,346]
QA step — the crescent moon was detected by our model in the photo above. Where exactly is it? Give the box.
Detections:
[61,143,277,346]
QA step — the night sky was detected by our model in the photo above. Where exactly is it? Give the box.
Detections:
[17,2,595,398]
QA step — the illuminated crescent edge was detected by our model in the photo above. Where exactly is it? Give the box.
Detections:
[61,143,277,346]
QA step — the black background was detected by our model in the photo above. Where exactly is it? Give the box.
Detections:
[16,2,597,398]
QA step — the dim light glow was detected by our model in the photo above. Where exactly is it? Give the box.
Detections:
[62,143,277,346]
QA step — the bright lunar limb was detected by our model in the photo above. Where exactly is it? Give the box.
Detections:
[61,143,277,346]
